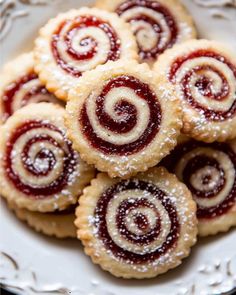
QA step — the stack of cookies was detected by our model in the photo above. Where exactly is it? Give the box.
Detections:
[0,0,235,279]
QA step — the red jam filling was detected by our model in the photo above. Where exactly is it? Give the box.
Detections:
[4,120,77,199]
[80,75,162,156]
[2,73,51,121]
[162,140,236,219]
[183,155,225,199]
[51,15,121,77]
[116,0,178,61]
[169,50,236,121]
[117,199,161,245]
[94,180,179,263]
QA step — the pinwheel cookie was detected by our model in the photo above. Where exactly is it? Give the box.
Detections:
[75,167,197,279]
[162,136,236,236]
[66,60,182,178]
[0,53,63,124]
[0,103,95,212]
[34,7,138,100]
[8,201,77,238]
[95,0,196,65]
[154,40,236,142]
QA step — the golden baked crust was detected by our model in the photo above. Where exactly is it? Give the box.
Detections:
[8,201,77,238]
[95,0,196,65]
[161,136,236,237]
[75,167,197,279]
[0,103,95,212]
[66,60,182,178]
[34,7,138,100]
[154,39,236,142]
[0,52,63,124]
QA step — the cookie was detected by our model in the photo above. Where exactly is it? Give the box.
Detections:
[0,103,95,212]
[8,201,77,238]
[154,40,236,142]
[34,7,138,100]
[95,0,196,65]
[75,167,197,279]
[66,60,182,178]
[0,53,63,124]
[162,136,236,236]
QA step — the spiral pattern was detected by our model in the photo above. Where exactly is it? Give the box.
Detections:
[2,73,60,122]
[169,50,236,121]
[4,120,78,198]
[163,140,236,219]
[51,15,121,77]
[94,179,179,263]
[116,0,178,61]
[79,75,162,156]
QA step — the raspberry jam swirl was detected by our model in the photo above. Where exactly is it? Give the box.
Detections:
[80,75,162,156]
[169,50,236,121]
[162,140,236,219]
[4,120,78,199]
[116,0,178,61]
[94,179,180,263]
[51,15,121,77]
[2,73,60,122]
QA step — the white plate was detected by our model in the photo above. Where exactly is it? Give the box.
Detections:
[0,1,236,294]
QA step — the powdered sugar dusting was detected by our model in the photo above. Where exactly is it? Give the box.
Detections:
[83,170,197,277]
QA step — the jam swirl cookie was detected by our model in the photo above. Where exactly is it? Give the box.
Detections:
[162,136,236,236]
[0,53,63,124]
[34,8,138,100]
[95,0,196,65]
[154,40,236,142]
[8,201,77,238]
[76,167,197,279]
[0,103,95,212]
[66,61,182,178]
